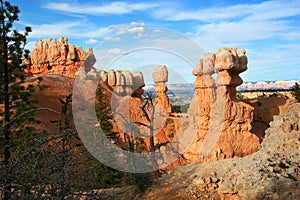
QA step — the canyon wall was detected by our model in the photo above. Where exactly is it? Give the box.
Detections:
[26,38,262,171]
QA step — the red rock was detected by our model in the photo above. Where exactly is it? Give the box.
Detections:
[26,42,262,173]
[24,37,95,78]
[152,65,172,116]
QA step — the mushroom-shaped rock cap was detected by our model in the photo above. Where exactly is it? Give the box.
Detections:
[152,65,168,83]
[203,53,215,75]
[215,48,238,71]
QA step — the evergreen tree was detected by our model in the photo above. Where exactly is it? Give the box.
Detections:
[292,82,300,102]
[0,1,32,199]
[95,87,121,144]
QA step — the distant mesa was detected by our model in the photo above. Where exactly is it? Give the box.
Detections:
[24,36,95,78]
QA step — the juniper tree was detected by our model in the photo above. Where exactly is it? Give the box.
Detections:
[0,1,32,199]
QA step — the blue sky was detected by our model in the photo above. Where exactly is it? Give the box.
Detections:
[11,0,300,83]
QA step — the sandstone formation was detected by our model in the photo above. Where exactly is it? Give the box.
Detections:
[74,65,177,153]
[73,66,154,150]
[25,37,95,78]
[73,48,260,168]
[185,48,260,163]
[27,39,265,172]
[187,53,216,160]
[152,65,172,116]
[139,103,300,200]
[77,102,300,199]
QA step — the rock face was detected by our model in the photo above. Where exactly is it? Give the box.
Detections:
[244,97,295,141]
[25,37,95,78]
[185,48,260,164]
[137,103,300,199]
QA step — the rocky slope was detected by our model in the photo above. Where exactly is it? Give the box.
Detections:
[137,103,300,199]
[24,74,74,132]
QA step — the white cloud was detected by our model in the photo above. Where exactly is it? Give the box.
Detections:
[27,21,114,39]
[150,0,300,65]
[29,21,81,38]
[152,4,249,22]
[44,1,160,15]
[194,19,292,51]
[152,0,300,22]
[107,48,125,55]
[111,22,146,34]
[131,21,145,27]
[109,21,147,38]
[92,28,204,83]
[85,38,99,44]
[244,0,300,21]
[26,20,148,44]
[104,36,122,42]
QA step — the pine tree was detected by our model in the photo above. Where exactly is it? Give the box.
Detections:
[95,87,119,143]
[0,1,32,199]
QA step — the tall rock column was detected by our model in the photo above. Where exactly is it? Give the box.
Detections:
[185,48,260,164]
[185,53,216,163]
[208,47,260,160]
[192,53,216,130]
[152,65,172,116]
[215,48,245,101]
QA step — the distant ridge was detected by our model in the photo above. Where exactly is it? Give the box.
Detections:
[237,80,299,91]
[144,80,299,93]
